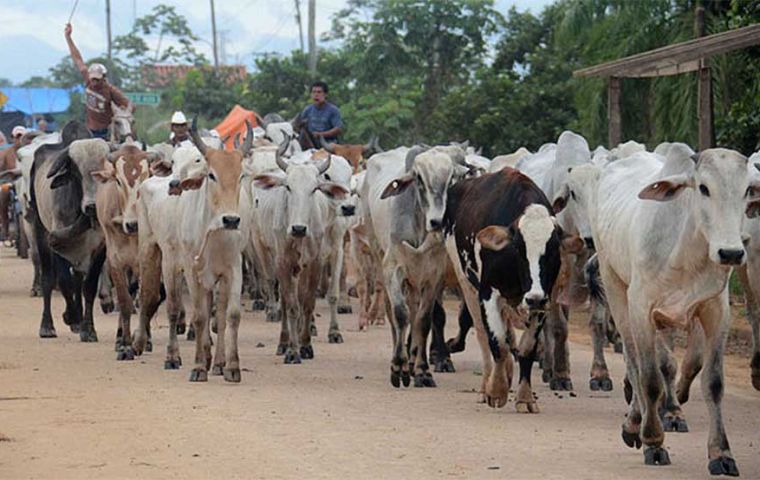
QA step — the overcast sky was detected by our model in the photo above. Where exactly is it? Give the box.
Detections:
[0,0,553,84]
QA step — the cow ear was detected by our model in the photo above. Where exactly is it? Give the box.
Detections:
[150,159,173,177]
[180,176,205,191]
[50,172,71,189]
[253,174,284,190]
[552,184,571,214]
[380,174,415,199]
[91,169,114,183]
[561,234,585,254]
[318,182,349,199]
[476,225,512,251]
[638,174,694,201]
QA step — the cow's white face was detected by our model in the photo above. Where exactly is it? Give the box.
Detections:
[413,152,455,232]
[254,160,348,239]
[552,164,600,246]
[639,148,760,266]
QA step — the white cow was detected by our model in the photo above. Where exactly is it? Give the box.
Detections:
[590,146,757,474]
[132,123,250,383]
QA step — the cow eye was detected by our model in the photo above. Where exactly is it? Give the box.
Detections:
[746,186,755,198]
[699,184,710,197]
[208,172,217,182]
[324,174,331,181]
[570,190,576,200]
[285,185,291,192]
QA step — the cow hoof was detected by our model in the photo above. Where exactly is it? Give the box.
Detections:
[39,326,57,338]
[310,323,318,337]
[116,348,135,361]
[542,370,552,384]
[145,340,153,353]
[401,371,411,387]
[186,328,196,341]
[590,377,613,391]
[211,364,224,376]
[276,343,287,356]
[176,322,186,335]
[434,358,456,373]
[550,378,573,391]
[662,415,689,433]
[284,349,302,364]
[189,368,208,382]
[622,429,642,449]
[446,337,466,354]
[751,353,760,391]
[614,342,624,354]
[391,371,401,388]
[69,322,81,334]
[515,401,540,414]
[300,345,314,359]
[327,332,343,344]
[265,310,279,323]
[251,299,266,311]
[100,301,115,315]
[589,378,600,391]
[708,456,740,476]
[31,287,42,297]
[164,358,182,369]
[413,372,436,388]
[224,367,241,383]
[643,447,671,466]
[337,305,352,314]
[80,330,98,343]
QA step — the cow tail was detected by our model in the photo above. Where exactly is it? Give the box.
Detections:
[584,253,607,307]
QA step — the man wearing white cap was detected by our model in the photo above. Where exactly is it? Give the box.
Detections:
[65,23,133,140]
[167,111,190,146]
[0,126,30,240]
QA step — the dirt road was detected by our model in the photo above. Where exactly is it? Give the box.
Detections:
[0,247,758,479]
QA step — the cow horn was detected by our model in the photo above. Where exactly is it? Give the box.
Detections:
[275,138,290,172]
[147,151,162,163]
[189,115,208,157]
[320,136,336,153]
[255,112,266,129]
[373,136,384,153]
[106,152,115,163]
[142,141,148,152]
[234,133,241,150]
[239,120,253,155]
[315,154,331,175]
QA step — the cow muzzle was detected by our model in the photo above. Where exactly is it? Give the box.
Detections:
[290,225,307,238]
[124,221,138,235]
[84,203,97,217]
[583,237,595,250]
[428,218,443,231]
[222,215,241,230]
[524,293,548,311]
[718,248,744,265]
[340,205,356,217]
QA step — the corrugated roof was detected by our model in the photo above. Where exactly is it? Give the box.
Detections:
[141,64,248,88]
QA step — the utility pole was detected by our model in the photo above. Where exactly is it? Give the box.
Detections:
[294,0,305,52]
[219,30,228,66]
[106,0,112,62]
[210,0,219,69]
[133,0,137,23]
[308,0,317,75]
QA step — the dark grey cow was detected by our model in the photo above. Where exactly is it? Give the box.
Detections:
[29,121,108,341]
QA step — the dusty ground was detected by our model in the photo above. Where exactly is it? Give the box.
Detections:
[1,246,759,480]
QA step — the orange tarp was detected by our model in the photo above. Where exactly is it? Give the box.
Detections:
[214,105,258,150]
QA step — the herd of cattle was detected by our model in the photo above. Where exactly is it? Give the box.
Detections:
[3,116,760,477]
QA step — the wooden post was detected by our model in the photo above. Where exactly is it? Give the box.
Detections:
[608,76,622,148]
[695,6,713,150]
[106,0,112,62]
[210,0,219,69]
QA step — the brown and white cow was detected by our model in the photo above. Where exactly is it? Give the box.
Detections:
[320,136,382,173]
[93,140,169,359]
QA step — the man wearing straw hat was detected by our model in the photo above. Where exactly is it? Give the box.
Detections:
[64,23,133,140]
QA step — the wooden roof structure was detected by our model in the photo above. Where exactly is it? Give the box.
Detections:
[574,23,760,79]
[572,9,760,150]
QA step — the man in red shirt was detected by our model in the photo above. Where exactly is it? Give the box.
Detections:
[64,23,133,140]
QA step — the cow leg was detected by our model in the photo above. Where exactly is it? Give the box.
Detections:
[25,220,42,297]
[279,269,302,364]
[54,255,82,332]
[736,264,760,390]
[223,266,243,383]
[676,321,704,405]
[189,284,212,382]
[163,261,183,370]
[79,246,105,343]
[327,241,344,344]
[299,261,320,359]
[513,309,544,413]
[430,299,455,373]
[410,294,435,388]
[356,269,371,330]
[368,276,385,325]
[696,295,739,476]
[337,240,352,314]
[265,278,280,323]
[446,301,472,354]
[133,242,162,355]
[384,264,411,388]
[112,262,135,360]
[98,262,115,315]
[37,247,57,338]
[548,304,572,391]
[212,278,229,376]
[657,330,688,433]
[589,298,613,391]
